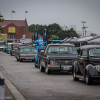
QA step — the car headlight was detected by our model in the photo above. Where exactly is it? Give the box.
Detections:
[20,54,25,57]
[96,65,100,72]
[50,59,55,65]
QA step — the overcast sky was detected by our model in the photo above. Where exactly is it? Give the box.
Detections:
[0,0,100,35]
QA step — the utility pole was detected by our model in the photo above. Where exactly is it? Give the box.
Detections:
[82,26,88,36]
[81,21,86,37]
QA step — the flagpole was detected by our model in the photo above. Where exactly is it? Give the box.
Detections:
[11,10,12,20]
[25,12,26,19]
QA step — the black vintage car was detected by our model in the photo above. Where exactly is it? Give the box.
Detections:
[15,46,37,62]
[38,43,78,74]
[73,45,100,85]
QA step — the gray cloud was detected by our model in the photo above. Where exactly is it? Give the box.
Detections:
[0,0,100,34]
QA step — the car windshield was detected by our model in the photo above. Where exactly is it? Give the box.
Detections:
[20,48,37,53]
[47,45,77,54]
[89,49,100,56]
[13,45,19,48]
[0,44,5,47]
[8,44,12,47]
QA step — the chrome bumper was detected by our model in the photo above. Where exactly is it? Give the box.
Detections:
[47,65,72,71]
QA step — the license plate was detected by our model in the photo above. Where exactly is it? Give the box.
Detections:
[64,67,69,70]
[25,57,34,59]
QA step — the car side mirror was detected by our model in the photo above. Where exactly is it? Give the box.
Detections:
[41,50,44,53]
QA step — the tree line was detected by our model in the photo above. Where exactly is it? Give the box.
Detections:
[29,23,80,41]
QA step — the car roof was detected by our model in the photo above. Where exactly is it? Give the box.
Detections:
[12,43,22,45]
[80,45,100,50]
[48,43,74,46]
[38,47,46,50]
[19,46,35,49]
[7,43,12,44]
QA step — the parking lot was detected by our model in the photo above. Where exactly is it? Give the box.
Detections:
[0,51,100,100]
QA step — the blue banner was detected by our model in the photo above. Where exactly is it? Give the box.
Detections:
[43,30,47,41]
[34,31,38,41]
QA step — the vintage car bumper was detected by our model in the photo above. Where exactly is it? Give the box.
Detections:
[91,76,100,80]
[20,57,35,60]
[0,48,3,51]
[47,65,72,72]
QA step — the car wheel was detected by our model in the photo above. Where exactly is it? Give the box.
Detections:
[38,60,40,69]
[17,58,19,61]
[19,58,22,62]
[40,65,45,72]
[73,67,79,81]
[86,71,93,85]
[10,52,12,56]
[45,67,51,74]
[38,63,40,69]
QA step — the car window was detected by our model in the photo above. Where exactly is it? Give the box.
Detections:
[31,48,37,53]
[82,49,87,56]
[47,45,77,54]
[13,45,19,48]
[89,49,100,56]
[20,48,37,53]
[44,46,48,54]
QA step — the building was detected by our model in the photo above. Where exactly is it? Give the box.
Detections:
[0,19,43,42]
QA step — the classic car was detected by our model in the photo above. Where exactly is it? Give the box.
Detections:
[6,43,12,53]
[10,43,22,56]
[73,45,100,85]
[15,46,37,62]
[38,43,78,74]
[15,45,29,58]
[0,44,5,51]
[3,45,7,52]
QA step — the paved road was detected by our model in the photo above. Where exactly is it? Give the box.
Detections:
[0,51,100,100]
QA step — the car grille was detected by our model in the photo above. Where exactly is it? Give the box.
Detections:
[0,48,3,51]
[20,54,36,57]
[54,59,75,65]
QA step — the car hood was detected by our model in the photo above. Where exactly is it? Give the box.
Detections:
[47,54,78,59]
[20,52,37,54]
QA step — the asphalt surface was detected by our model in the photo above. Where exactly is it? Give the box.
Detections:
[0,51,100,100]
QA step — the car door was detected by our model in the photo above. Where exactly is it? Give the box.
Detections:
[79,49,87,75]
[16,48,20,59]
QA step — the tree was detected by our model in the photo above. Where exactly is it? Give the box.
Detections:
[56,28,80,40]
[90,33,98,36]
[47,23,62,40]
[30,34,34,43]
[0,13,4,33]
[0,14,4,22]
[48,35,59,41]
[29,24,47,36]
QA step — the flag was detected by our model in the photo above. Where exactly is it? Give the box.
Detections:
[62,27,64,29]
[25,11,28,13]
[66,26,68,29]
[12,10,15,13]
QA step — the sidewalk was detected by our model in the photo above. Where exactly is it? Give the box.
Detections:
[0,70,26,100]
[5,84,15,100]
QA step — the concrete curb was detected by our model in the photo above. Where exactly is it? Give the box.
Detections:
[0,70,26,100]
